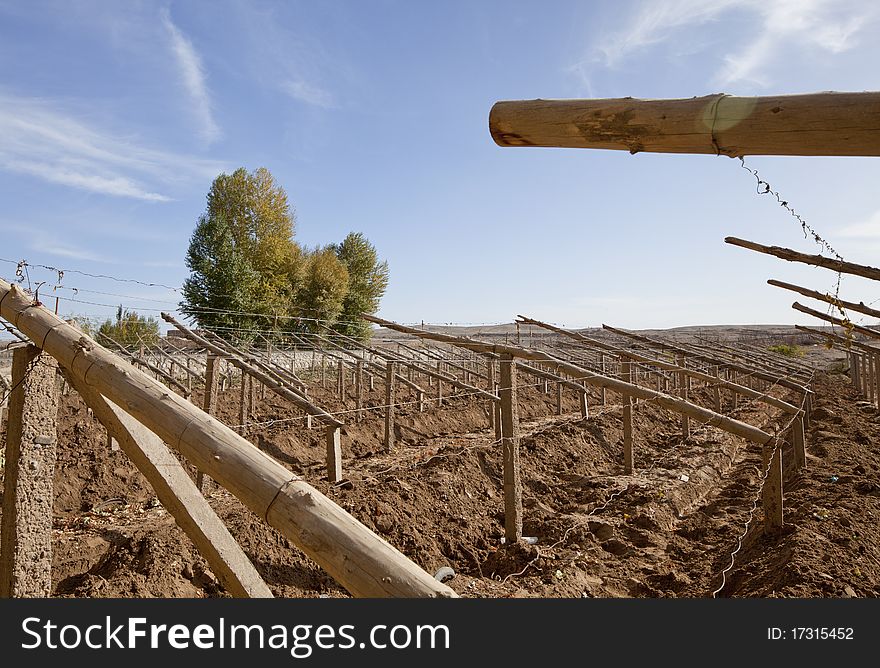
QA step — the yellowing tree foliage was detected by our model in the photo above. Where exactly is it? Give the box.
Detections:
[181,167,388,342]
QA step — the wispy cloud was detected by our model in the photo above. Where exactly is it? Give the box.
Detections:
[581,0,878,89]
[282,79,336,109]
[0,92,227,201]
[161,9,221,145]
[836,211,880,239]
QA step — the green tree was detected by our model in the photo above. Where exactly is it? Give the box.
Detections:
[181,167,296,338]
[98,306,160,347]
[292,247,349,334]
[331,232,389,341]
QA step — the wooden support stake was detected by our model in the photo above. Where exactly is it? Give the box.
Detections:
[355,361,364,422]
[677,354,690,438]
[385,361,396,452]
[0,345,59,598]
[436,361,443,406]
[487,359,496,430]
[622,360,634,474]
[762,442,784,530]
[69,378,272,598]
[326,426,342,484]
[579,382,588,418]
[713,367,722,412]
[238,369,248,435]
[499,354,522,543]
[199,353,220,491]
[556,381,563,415]
[792,414,806,471]
[337,360,345,397]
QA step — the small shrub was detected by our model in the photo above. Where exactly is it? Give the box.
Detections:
[768,344,805,358]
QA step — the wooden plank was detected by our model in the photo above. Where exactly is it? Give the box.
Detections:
[325,426,342,483]
[499,353,522,543]
[0,281,455,599]
[68,377,273,598]
[489,92,880,156]
[0,345,59,598]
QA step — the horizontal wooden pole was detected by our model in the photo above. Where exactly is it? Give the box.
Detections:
[795,324,879,353]
[0,282,454,598]
[792,302,880,340]
[364,314,775,445]
[768,279,880,320]
[489,92,880,156]
[726,237,880,282]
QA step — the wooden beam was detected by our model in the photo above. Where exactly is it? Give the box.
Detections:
[727,237,880,282]
[489,92,880,156]
[67,375,273,598]
[792,302,880,340]
[768,279,880,320]
[0,281,455,598]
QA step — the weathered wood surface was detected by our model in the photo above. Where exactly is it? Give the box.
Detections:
[792,302,880,340]
[769,279,880,320]
[727,237,880,282]
[0,281,455,598]
[489,92,880,156]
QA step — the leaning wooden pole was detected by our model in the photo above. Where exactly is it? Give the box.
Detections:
[489,92,880,156]
[0,282,454,598]
[792,302,880,341]
[363,314,776,445]
[768,280,880,320]
[726,237,880,282]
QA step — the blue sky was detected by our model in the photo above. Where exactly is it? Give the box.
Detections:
[1,0,880,330]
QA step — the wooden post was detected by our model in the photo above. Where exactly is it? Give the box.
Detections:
[850,352,859,389]
[713,366,722,412]
[622,360,634,474]
[355,361,364,421]
[677,354,690,438]
[337,360,345,397]
[321,354,327,389]
[436,361,443,406]
[385,361,396,452]
[556,381,563,415]
[198,353,220,490]
[792,414,806,470]
[487,359,496,430]
[762,441,784,529]
[0,345,59,598]
[499,354,522,542]
[418,390,426,413]
[326,426,342,484]
[238,369,248,435]
[579,382,588,418]
[600,354,607,405]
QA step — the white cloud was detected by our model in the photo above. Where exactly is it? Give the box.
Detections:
[0,93,227,201]
[161,9,221,145]
[836,211,880,239]
[584,0,877,89]
[283,79,336,109]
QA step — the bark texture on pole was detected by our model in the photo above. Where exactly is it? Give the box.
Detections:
[489,92,880,156]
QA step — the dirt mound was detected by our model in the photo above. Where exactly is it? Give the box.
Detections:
[3,365,877,598]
